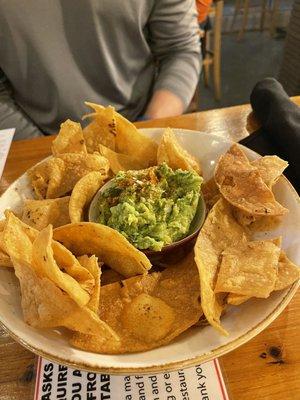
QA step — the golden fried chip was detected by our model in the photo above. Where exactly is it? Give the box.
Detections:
[157,128,202,175]
[77,255,101,313]
[113,109,157,167]
[29,153,109,199]
[84,103,158,167]
[202,178,220,210]
[215,239,281,298]
[252,156,288,188]
[21,197,70,230]
[232,208,256,227]
[202,155,287,215]
[275,250,299,290]
[2,212,37,264]
[52,241,95,294]
[32,225,91,306]
[70,251,202,354]
[28,157,63,199]
[83,104,116,152]
[194,198,247,335]
[227,248,298,305]
[69,172,105,223]
[234,155,288,227]
[3,211,95,293]
[0,250,12,267]
[233,207,284,231]
[0,219,12,267]
[122,293,175,343]
[52,120,87,155]
[53,222,151,277]
[227,293,250,306]
[99,144,145,174]
[215,144,288,217]
[13,259,118,340]
[101,268,124,286]
[250,216,283,232]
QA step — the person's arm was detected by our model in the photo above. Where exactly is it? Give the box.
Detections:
[145,89,184,119]
[0,72,43,140]
[144,0,201,119]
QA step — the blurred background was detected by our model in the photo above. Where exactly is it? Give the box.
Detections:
[193,0,297,111]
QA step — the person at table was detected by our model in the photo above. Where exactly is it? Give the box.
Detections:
[0,0,201,140]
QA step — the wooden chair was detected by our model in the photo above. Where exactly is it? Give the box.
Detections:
[231,0,280,40]
[202,0,224,101]
[188,0,224,112]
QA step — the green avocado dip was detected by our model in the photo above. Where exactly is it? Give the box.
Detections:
[96,163,203,251]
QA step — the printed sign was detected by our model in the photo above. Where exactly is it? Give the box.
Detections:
[34,357,229,400]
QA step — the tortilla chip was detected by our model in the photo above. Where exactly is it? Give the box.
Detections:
[201,155,287,215]
[227,249,298,304]
[28,157,63,199]
[252,156,288,187]
[215,239,281,298]
[101,268,124,286]
[32,226,91,306]
[122,293,176,343]
[157,128,202,175]
[233,207,284,231]
[223,238,281,304]
[21,197,70,230]
[227,293,250,306]
[98,144,145,174]
[194,198,247,335]
[52,120,87,155]
[51,241,95,294]
[3,212,118,341]
[232,208,255,226]
[69,172,105,223]
[0,219,12,267]
[202,178,220,210]
[251,216,284,232]
[215,144,288,217]
[29,153,109,199]
[2,212,37,264]
[77,255,101,313]
[53,222,151,277]
[84,103,158,167]
[83,104,117,152]
[3,211,95,293]
[114,109,158,167]
[0,251,12,267]
[70,251,202,354]
[275,250,299,290]
[13,259,118,340]
[233,155,288,227]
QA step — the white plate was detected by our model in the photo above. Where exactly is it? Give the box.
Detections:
[0,129,299,374]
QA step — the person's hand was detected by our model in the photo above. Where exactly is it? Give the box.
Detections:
[144,89,184,119]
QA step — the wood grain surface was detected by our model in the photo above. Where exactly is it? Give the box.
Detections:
[0,99,299,400]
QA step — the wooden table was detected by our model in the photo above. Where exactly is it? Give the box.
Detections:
[0,100,299,400]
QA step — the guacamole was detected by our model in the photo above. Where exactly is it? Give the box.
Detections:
[96,163,202,251]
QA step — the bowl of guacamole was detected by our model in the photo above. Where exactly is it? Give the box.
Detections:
[89,163,205,257]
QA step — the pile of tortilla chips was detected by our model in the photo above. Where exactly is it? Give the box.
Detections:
[196,144,298,335]
[0,103,298,354]
[0,103,205,354]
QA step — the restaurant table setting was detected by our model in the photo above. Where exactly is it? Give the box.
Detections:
[0,80,299,400]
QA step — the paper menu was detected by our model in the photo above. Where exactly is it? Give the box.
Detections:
[0,128,14,179]
[34,356,229,400]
